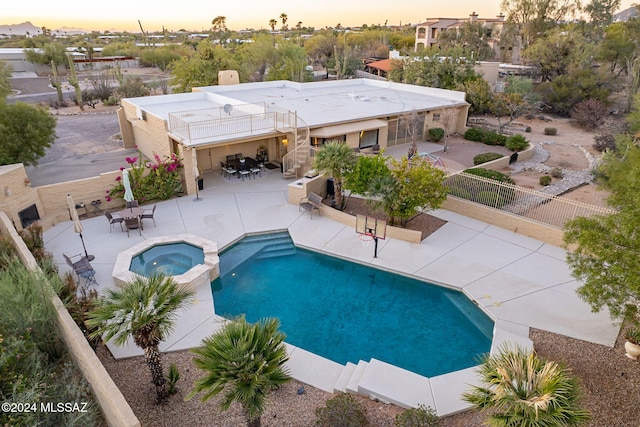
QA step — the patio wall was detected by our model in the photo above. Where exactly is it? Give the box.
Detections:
[442,197,565,246]
[0,212,140,427]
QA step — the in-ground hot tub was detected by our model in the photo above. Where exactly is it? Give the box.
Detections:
[112,234,219,289]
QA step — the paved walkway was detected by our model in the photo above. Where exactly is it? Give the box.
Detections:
[43,169,619,415]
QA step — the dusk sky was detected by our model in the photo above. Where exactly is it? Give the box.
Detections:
[5,0,636,33]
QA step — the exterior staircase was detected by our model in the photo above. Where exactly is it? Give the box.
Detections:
[279,112,311,179]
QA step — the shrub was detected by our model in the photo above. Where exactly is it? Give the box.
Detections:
[315,393,369,427]
[464,128,484,142]
[446,186,472,200]
[463,168,515,184]
[475,191,508,208]
[428,127,445,142]
[544,127,557,136]
[540,175,552,186]
[395,404,440,427]
[571,99,608,129]
[550,167,563,178]
[525,126,532,132]
[166,363,181,395]
[473,152,503,165]
[593,132,616,152]
[505,134,529,152]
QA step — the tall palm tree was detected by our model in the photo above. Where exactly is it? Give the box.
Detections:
[187,316,291,427]
[86,274,194,403]
[463,345,590,427]
[269,19,278,31]
[313,140,357,210]
[280,13,288,30]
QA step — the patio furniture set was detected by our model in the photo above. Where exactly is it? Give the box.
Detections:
[104,201,156,237]
[220,153,263,181]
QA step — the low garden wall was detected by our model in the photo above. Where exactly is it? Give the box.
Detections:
[0,212,141,427]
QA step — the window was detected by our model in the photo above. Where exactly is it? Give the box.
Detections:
[433,113,441,121]
[311,135,346,148]
[359,129,378,149]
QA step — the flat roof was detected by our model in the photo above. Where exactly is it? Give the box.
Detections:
[124,79,467,128]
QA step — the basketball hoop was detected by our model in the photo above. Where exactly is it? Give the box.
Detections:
[359,233,373,247]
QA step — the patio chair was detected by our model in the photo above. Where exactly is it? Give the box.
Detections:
[224,164,237,179]
[141,205,156,227]
[239,169,251,181]
[226,155,235,162]
[234,153,243,159]
[105,210,124,232]
[63,253,97,287]
[124,217,142,237]
[126,200,139,208]
[299,192,322,218]
[250,165,262,178]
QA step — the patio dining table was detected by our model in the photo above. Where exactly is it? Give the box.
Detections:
[227,156,260,171]
[115,207,144,219]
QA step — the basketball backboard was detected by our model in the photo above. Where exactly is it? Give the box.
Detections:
[355,214,387,240]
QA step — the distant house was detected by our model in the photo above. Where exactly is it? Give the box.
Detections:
[118,78,469,195]
[414,12,521,64]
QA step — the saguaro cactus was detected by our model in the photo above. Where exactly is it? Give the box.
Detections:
[66,53,84,111]
[50,60,63,102]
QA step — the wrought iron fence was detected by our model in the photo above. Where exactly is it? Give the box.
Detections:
[444,170,614,229]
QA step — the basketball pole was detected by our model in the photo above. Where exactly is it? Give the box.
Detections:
[373,236,379,258]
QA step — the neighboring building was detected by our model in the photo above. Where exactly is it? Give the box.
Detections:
[118,78,469,195]
[414,12,521,64]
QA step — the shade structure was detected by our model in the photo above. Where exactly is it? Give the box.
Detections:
[67,194,89,258]
[122,169,134,204]
[192,148,201,201]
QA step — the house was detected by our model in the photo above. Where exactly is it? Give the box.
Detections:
[117,78,469,195]
[414,12,521,64]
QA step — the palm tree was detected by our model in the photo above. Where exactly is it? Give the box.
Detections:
[280,13,288,30]
[463,344,590,427]
[269,19,278,31]
[187,316,291,427]
[86,274,194,403]
[313,140,357,210]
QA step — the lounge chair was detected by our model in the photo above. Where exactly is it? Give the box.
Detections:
[63,253,97,287]
[105,210,124,232]
[299,192,323,218]
[141,205,156,227]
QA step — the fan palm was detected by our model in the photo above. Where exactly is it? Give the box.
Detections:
[187,316,291,427]
[86,274,194,403]
[463,344,590,427]
[313,140,357,210]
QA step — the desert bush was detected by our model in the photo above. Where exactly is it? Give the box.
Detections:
[103,95,120,106]
[463,168,515,184]
[505,134,529,152]
[525,126,532,132]
[571,99,608,129]
[81,89,100,109]
[473,152,504,165]
[544,127,558,136]
[540,175,552,186]
[113,77,151,99]
[464,128,485,142]
[166,363,181,395]
[428,127,445,142]
[315,393,369,427]
[593,132,616,152]
[395,404,440,427]
[446,186,472,199]
[464,128,506,145]
[551,167,563,178]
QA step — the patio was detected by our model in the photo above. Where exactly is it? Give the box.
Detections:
[43,167,618,416]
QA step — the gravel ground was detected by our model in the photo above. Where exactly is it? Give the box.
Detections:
[96,323,639,427]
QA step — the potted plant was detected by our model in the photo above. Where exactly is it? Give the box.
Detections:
[624,327,640,360]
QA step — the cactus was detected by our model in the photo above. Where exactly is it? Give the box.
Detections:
[66,54,84,111]
[50,60,63,102]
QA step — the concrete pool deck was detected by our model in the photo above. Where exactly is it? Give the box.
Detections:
[43,168,619,416]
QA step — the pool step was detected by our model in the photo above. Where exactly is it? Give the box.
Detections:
[346,360,370,394]
[255,242,296,260]
[219,232,294,274]
[333,362,357,393]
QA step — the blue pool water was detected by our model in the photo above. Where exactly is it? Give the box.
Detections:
[211,232,493,378]
[130,242,204,277]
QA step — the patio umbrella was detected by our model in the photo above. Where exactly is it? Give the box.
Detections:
[192,148,201,202]
[122,169,134,210]
[66,193,90,259]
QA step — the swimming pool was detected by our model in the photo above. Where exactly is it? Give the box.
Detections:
[211,232,493,378]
